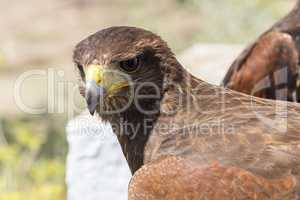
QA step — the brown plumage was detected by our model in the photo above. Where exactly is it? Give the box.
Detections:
[223,0,300,102]
[74,26,300,200]
[129,156,296,200]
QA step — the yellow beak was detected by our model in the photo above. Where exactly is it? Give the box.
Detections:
[85,65,105,115]
[84,64,129,115]
[86,64,103,85]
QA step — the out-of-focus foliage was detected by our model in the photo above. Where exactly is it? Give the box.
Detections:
[175,0,292,44]
[0,116,66,200]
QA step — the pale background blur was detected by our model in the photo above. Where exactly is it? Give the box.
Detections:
[0,0,296,199]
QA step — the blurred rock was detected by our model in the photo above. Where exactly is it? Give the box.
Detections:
[66,111,131,200]
[179,43,244,85]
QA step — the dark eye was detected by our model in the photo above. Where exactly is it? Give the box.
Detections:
[119,57,140,73]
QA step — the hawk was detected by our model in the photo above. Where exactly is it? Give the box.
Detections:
[74,26,300,200]
[223,0,300,102]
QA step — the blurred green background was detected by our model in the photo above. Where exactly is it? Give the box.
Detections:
[0,0,296,199]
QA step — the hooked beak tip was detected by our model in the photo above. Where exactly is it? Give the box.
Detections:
[88,105,96,116]
[85,80,104,116]
[86,94,98,116]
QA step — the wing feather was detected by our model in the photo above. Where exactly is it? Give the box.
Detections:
[223,32,299,102]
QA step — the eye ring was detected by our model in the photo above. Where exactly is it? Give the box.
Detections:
[119,56,140,73]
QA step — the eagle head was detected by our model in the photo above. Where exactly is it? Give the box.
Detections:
[73,26,179,118]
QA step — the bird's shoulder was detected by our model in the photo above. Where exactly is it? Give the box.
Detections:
[223,31,299,94]
[130,156,299,200]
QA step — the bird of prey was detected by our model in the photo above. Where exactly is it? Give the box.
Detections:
[74,27,300,200]
[223,0,300,102]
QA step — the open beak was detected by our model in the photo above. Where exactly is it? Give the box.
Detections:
[85,65,105,115]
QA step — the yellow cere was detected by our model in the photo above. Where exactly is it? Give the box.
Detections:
[86,64,103,84]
